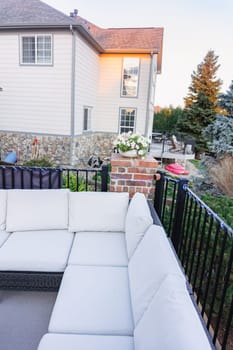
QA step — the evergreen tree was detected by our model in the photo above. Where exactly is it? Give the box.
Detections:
[178,50,222,152]
[179,92,216,151]
[184,50,222,109]
[153,106,183,135]
[217,80,233,117]
[203,81,233,156]
[204,115,233,156]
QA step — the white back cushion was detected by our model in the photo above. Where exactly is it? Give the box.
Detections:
[134,274,212,350]
[0,190,7,230]
[125,193,153,259]
[6,189,69,232]
[129,225,185,324]
[69,192,129,232]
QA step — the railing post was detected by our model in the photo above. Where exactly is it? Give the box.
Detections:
[101,164,108,192]
[154,170,166,219]
[171,178,189,252]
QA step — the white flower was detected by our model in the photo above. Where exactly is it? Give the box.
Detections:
[113,131,150,157]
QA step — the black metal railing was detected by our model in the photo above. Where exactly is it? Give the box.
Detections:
[0,164,109,192]
[154,170,233,350]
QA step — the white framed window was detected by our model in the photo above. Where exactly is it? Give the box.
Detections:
[119,108,136,133]
[83,107,92,131]
[121,58,140,97]
[20,34,52,65]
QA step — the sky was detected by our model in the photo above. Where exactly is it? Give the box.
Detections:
[44,0,233,108]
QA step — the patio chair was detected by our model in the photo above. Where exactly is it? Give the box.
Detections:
[169,135,183,152]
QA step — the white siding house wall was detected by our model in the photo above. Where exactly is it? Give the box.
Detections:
[95,53,151,135]
[74,33,99,134]
[0,30,72,135]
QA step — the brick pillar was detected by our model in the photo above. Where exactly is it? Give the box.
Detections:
[110,153,158,199]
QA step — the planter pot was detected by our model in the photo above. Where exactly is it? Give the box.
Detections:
[119,149,138,158]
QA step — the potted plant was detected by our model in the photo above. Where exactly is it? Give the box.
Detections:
[114,131,150,158]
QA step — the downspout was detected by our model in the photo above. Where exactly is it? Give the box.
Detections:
[69,24,76,165]
[145,52,155,138]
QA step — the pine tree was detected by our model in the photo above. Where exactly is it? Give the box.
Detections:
[203,82,233,196]
[184,50,222,109]
[204,115,233,155]
[178,50,222,152]
[203,81,233,156]
[217,80,233,117]
[179,92,216,151]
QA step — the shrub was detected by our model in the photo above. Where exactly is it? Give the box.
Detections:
[207,154,233,197]
[200,193,233,228]
[203,115,233,156]
[62,172,87,192]
[23,157,54,167]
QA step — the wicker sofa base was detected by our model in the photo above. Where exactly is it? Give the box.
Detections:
[0,271,63,291]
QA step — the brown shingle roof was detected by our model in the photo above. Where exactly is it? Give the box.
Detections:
[96,27,163,52]
[76,16,164,73]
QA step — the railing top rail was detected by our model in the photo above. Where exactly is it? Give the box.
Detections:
[0,165,102,172]
[166,177,179,184]
[185,185,233,238]
[156,170,186,185]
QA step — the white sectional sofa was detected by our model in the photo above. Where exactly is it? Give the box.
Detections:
[0,189,214,350]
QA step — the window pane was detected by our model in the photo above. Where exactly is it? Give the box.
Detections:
[22,37,35,63]
[119,108,136,133]
[37,36,51,64]
[21,35,51,64]
[83,108,90,131]
[121,58,139,97]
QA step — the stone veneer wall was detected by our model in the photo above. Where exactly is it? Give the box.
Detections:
[0,131,116,167]
[110,153,158,199]
[71,133,116,166]
[0,132,71,166]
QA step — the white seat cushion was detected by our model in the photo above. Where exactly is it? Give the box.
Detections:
[0,190,7,230]
[0,230,74,272]
[49,265,134,335]
[125,193,153,259]
[6,189,69,232]
[68,232,128,266]
[38,333,134,350]
[0,230,10,247]
[68,192,129,232]
[134,274,212,350]
[129,225,185,324]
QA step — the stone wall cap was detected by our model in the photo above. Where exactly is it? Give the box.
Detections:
[111,153,157,167]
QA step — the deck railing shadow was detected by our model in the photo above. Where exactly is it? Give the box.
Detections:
[154,170,233,350]
[0,164,109,192]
